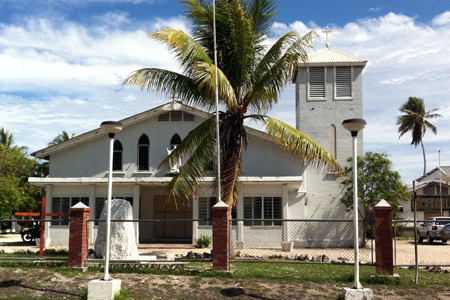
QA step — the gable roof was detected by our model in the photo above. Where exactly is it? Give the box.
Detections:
[417,166,450,182]
[408,179,450,192]
[31,101,273,160]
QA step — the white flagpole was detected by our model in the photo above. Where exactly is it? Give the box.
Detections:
[213,0,222,203]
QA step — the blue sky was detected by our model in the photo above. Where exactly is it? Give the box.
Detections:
[1,0,450,184]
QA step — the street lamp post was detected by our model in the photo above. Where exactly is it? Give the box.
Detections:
[100,121,123,281]
[342,118,366,290]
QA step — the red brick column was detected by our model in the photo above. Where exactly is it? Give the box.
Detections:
[68,204,91,268]
[374,200,393,275]
[212,201,231,271]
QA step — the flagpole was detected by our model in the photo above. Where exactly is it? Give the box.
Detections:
[213,0,222,203]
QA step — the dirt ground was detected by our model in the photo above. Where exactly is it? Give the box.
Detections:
[1,267,450,300]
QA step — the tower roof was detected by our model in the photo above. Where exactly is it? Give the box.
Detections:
[292,47,368,83]
[306,48,367,66]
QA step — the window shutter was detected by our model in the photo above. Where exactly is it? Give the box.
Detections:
[158,112,170,122]
[159,111,195,122]
[171,111,183,122]
[183,112,195,121]
[335,67,352,98]
[309,67,325,98]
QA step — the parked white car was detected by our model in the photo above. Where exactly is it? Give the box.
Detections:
[417,217,450,244]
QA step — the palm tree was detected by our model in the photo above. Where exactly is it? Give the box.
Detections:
[0,128,14,149]
[123,0,339,205]
[397,96,441,175]
[48,130,75,146]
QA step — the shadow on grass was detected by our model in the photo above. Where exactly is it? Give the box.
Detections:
[0,279,80,297]
[220,287,276,299]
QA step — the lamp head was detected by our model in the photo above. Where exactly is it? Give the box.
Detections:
[100,121,123,134]
[342,118,366,136]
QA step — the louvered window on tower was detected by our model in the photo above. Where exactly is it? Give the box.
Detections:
[308,67,325,99]
[335,66,352,98]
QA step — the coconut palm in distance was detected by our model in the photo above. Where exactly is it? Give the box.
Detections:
[397,96,441,176]
[123,0,340,205]
[0,128,15,149]
[48,130,75,147]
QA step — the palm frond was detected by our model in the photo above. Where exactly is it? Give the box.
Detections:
[122,68,215,108]
[150,28,211,77]
[244,31,316,114]
[160,116,217,169]
[246,0,278,35]
[160,117,217,203]
[264,117,340,171]
[194,62,238,110]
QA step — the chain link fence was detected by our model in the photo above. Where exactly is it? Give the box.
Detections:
[231,219,374,264]
[393,220,450,267]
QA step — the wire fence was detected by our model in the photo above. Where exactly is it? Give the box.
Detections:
[4,218,450,267]
[230,219,374,264]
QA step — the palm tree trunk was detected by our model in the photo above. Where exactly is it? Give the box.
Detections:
[421,136,427,176]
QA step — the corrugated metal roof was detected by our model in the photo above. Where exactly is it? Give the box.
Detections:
[306,48,367,65]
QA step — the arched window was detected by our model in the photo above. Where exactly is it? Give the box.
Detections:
[329,125,336,159]
[170,133,181,150]
[138,134,150,171]
[113,140,123,171]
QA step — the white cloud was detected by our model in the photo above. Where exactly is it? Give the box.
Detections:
[94,11,131,27]
[432,11,450,26]
[369,7,382,12]
[270,12,450,183]
[1,10,450,185]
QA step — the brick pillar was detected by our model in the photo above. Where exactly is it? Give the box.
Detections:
[374,199,394,275]
[68,202,92,268]
[212,201,231,271]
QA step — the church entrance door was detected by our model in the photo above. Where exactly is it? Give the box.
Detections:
[153,195,192,240]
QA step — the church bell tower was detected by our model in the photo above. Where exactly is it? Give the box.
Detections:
[293,27,368,166]
[291,27,368,218]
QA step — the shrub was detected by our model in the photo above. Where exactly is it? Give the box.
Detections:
[195,235,212,248]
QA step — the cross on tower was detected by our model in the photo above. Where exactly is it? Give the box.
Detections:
[322,26,332,48]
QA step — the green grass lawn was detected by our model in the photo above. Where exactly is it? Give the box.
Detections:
[0,255,448,299]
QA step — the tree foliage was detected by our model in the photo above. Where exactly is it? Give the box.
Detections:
[0,144,45,220]
[123,0,339,205]
[340,152,410,218]
[396,96,441,175]
[48,130,75,147]
[0,128,15,149]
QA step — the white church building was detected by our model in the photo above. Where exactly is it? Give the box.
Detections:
[29,44,367,247]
